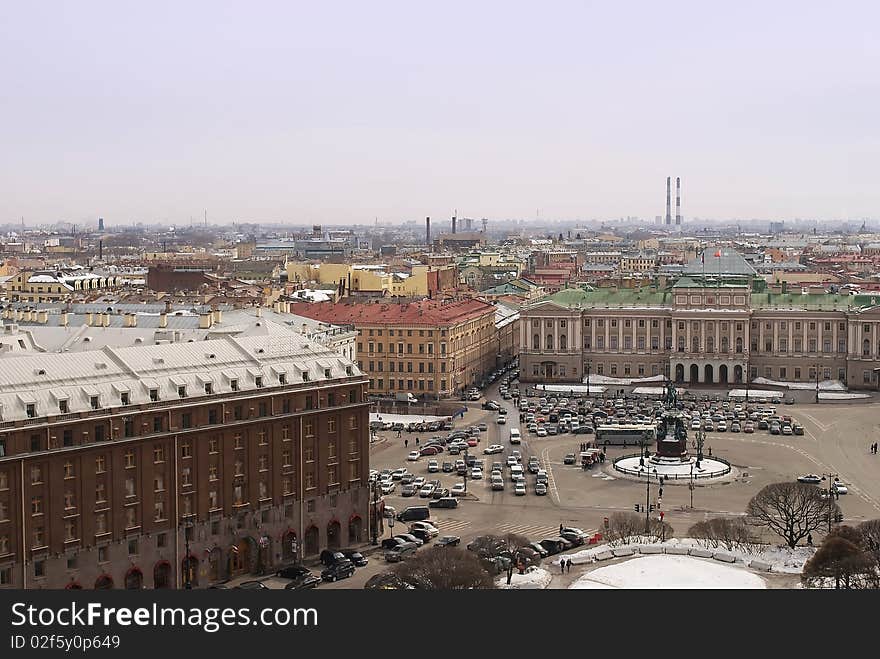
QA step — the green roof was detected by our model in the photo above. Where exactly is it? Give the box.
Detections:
[752,293,877,311]
[545,286,670,308]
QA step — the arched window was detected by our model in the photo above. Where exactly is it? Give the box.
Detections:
[546,334,554,350]
[706,336,715,353]
[677,337,685,352]
[533,334,540,350]
[691,336,699,353]
[863,338,871,357]
[721,336,729,353]
[559,334,567,350]
[735,337,743,353]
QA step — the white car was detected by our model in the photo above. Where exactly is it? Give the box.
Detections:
[410,521,439,537]
[514,482,527,496]
[470,468,483,480]
[391,468,408,480]
[419,484,436,497]
[536,427,548,437]
[381,481,396,494]
[717,420,727,432]
[496,416,507,424]
[833,481,848,495]
[483,444,505,455]
[506,456,518,466]
[427,460,439,472]
[407,451,420,461]
[690,419,701,430]
[412,477,426,489]
[451,483,467,496]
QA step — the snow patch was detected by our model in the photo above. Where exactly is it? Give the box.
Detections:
[751,377,847,391]
[496,567,552,590]
[570,555,767,589]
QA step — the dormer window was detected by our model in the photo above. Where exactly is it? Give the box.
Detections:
[204,383,213,395]
[90,396,100,410]
[59,400,69,414]
[231,379,239,391]
[178,386,187,398]
[278,373,286,385]
[255,377,263,388]
[345,366,353,376]
[302,372,310,382]
[324,369,331,379]
[26,403,36,418]
[149,389,159,402]
[121,392,130,405]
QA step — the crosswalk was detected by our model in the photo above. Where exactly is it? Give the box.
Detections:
[431,518,472,533]
[494,522,597,540]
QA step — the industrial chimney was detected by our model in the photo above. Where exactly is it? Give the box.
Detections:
[665,177,671,225]
[675,177,681,226]
[426,216,431,245]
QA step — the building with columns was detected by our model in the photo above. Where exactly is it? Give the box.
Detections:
[520,275,880,391]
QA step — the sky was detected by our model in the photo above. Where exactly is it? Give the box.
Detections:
[1,1,879,226]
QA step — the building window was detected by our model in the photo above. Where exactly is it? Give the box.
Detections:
[30,465,43,484]
[125,477,136,498]
[95,482,106,503]
[124,450,135,468]
[26,403,36,418]
[181,442,192,458]
[59,399,69,413]
[63,461,74,478]
[149,388,159,401]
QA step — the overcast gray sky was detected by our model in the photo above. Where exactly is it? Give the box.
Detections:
[2,1,878,226]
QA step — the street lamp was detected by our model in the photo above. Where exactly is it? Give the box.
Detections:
[640,465,658,534]
[689,463,695,509]
[370,480,380,545]
[585,361,591,399]
[821,473,840,533]
[462,447,469,494]
[815,364,820,404]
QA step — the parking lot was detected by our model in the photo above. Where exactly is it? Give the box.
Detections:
[311,372,880,588]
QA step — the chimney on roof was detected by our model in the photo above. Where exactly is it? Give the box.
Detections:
[37,310,48,324]
[199,312,213,329]
[86,312,94,327]
[101,312,110,327]
[256,306,263,317]
[212,308,222,324]
[60,311,68,327]
[159,312,168,328]
[125,313,137,328]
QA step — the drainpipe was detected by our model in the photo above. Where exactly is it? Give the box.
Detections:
[299,415,304,563]
[20,459,26,588]
[173,434,180,589]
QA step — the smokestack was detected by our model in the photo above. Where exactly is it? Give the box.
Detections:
[675,177,681,226]
[426,216,431,245]
[665,177,671,225]
[99,240,103,261]
[452,215,457,234]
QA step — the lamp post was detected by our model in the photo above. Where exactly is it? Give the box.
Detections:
[689,463,695,509]
[462,447,469,494]
[585,361,591,399]
[815,364,820,404]
[821,473,839,534]
[641,466,657,534]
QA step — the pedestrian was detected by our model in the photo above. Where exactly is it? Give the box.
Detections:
[559,523,564,535]
[404,438,408,448]
[560,561,565,574]
[567,559,572,573]
[415,437,420,446]
[807,533,813,546]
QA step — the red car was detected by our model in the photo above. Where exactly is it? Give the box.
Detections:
[466,438,478,447]
[419,446,440,456]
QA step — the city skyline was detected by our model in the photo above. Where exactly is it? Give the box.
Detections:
[2,1,879,224]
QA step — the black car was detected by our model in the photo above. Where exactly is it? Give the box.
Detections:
[381,537,407,550]
[277,566,321,590]
[437,535,461,547]
[235,580,268,590]
[321,559,355,582]
[320,550,347,566]
[340,549,368,567]
[432,487,450,499]
[409,528,432,543]
[441,462,454,472]
[428,497,459,508]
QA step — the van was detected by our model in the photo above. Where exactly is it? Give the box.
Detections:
[396,506,430,522]
[509,428,522,444]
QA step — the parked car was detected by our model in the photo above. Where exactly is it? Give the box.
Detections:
[380,481,396,495]
[236,580,268,590]
[384,542,418,563]
[437,535,461,547]
[339,549,368,567]
[496,416,507,425]
[441,461,454,472]
[320,550,348,566]
[563,453,576,465]
[380,537,407,550]
[514,482,526,496]
[793,424,804,435]
[396,506,431,522]
[407,451,421,461]
[321,559,355,582]
[429,496,459,508]
[277,566,322,590]
[420,446,440,456]
[534,482,548,496]
[528,542,549,558]
[832,480,848,495]
[409,521,439,538]
[797,474,822,484]
[484,444,505,454]
[450,483,467,497]
[427,459,440,473]
[432,487,450,499]
[560,527,589,545]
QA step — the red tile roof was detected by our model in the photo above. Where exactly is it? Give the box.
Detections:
[287,298,495,327]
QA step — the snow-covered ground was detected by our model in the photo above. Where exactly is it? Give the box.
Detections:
[370,413,450,424]
[614,455,731,478]
[532,384,606,394]
[570,555,767,589]
[582,374,665,386]
[496,567,552,589]
[727,389,783,399]
[632,386,685,395]
[555,538,813,574]
[818,392,871,400]
[751,377,847,391]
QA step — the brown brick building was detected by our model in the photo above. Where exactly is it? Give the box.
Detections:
[0,333,369,589]
[288,298,498,398]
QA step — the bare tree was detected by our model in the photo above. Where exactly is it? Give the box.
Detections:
[856,519,880,575]
[391,547,495,590]
[645,518,674,544]
[606,512,644,547]
[462,533,538,584]
[688,517,759,553]
[802,526,876,589]
[745,482,837,549]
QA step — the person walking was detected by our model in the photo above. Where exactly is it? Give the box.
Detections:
[807,533,813,546]
[559,523,564,535]
[415,437,420,446]
[404,438,408,448]
[560,560,565,574]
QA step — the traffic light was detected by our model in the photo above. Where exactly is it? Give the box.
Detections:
[634,504,640,512]
[649,504,655,513]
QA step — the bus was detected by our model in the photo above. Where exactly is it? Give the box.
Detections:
[594,423,656,447]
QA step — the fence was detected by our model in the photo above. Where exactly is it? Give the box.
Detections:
[611,453,731,480]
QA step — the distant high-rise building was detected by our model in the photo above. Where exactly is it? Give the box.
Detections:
[98,217,104,231]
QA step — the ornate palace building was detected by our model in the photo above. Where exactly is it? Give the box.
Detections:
[0,331,369,589]
[520,251,880,390]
